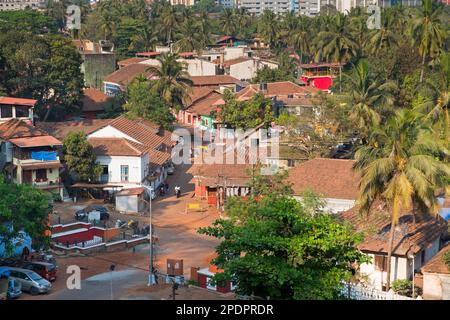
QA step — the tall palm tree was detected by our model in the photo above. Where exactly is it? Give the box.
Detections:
[220,8,237,36]
[369,11,399,56]
[159,5,180,47]
[174,18,201,53]
[416,52,450,138]
[289,15,310,63]
[196,11,213,49]
[354,109,450,291]
[410,0,446,82]
[234,8,250,38]
[257,10,280,49]
[344,60,397,138]
[349,15,369,60]
[314,14,357,92]
[145,53,193,110]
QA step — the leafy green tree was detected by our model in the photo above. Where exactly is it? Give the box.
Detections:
[0,9,58,34]
[198,173,367,300]
[63,132,102,183]
[218,91,274,130]
[123,76,175,130]
[353,109,450,290]
[0,32,84,121]
[113,17,145,60]
[0,176,52,256]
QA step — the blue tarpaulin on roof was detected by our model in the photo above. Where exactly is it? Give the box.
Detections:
[31,151,57,161]
[440,208,450,221]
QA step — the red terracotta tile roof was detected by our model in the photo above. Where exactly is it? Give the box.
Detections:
[107,116,164,148]
[287,158,359,199]
[104,64,154,87]
[148,149,171,166]
[116,187,145,196]
[136,52,161,57]
[82,88,111,112]
[0,97,37,106]
[186,91,222,116]
[117,57,148,68]
[9,135,62,148]
[0,119,47,140]
[421,244,450,274]
[339,205,448,256]
[35,119,112,141]
[88,137,145,157]
[187,87,215,106]
[191,75,241,87]
[223,57,251,67]
[236,81,320,101]
[189,163,252,187]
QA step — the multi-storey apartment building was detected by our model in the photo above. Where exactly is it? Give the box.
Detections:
[237,0,300,15]
[0,0,47,11]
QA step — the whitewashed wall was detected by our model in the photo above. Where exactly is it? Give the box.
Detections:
[88,125,141,143]
[96,155,146,184]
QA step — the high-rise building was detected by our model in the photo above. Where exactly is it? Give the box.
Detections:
[0,0,47,11]
[216,0,237,8]
[237,0,300,15]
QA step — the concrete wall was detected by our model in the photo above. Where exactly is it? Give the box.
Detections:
[224,47,247,61]
[88,125,141,143]
[229,60,255,81]
[293,196,355,214]
[184,59,217,76]
[423,273,450,300]
[82,53,116,90]
[116,194,142,213]
[95,155,146,184]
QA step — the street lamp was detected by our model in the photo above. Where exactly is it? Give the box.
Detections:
[142,185,156,286]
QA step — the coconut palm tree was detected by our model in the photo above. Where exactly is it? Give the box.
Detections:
[234,7,250,38]
[410,0,446,82]
[289,16,311,63]
[416,52,450,138]
[368,11,399,56]
[257,10,280,49]
[344,60,397,138]
[196,10,213,49]
[145,53,193,110]
[354,109,450,291]
[174,18,201,53]
[159,4,180,47]
[220,8,237,36]
[314,14,358,92]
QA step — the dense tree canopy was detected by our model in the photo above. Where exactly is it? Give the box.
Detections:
[123,76,175,130]
[199,172,367,299]
[63,132,102,183]
[0,177,52,255]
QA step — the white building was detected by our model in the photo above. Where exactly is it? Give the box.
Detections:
[421,244,450,300]
[0,0,46,11]
[224,57,278,81]
[87,116,173,191]
[340,205,447,291]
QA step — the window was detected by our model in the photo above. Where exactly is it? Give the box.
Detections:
[287,159,295,167]
[1,105,13,118]
[120,165,129,182]
[15,106,29,118]
[374,255,388,271]
[35,169,47,182]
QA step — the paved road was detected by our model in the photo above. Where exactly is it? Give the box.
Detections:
[52,269,150,300]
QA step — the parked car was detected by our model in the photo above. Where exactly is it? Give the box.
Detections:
[21,261,57,282]
[75,205,110,221]
[7,278,22,299]
[8,267,51,295]
[167,164,175,175]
